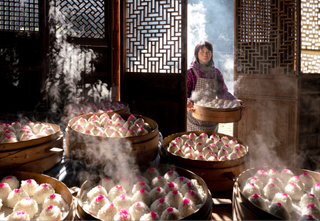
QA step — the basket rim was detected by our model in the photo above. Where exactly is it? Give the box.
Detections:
[194,103,242,112]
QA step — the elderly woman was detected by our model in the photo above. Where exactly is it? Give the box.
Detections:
[187,41,244,132]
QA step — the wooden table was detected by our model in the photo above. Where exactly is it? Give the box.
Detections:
[212,198,233,221]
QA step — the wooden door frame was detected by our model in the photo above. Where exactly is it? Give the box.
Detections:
[119,0,188,135]
[233,0,300,167]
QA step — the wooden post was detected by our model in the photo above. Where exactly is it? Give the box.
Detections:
[113,0,120,101]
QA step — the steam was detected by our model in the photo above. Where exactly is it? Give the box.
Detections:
[187,1,295,171]
[70,135,137,182]
[239,78,301,170]
[44,1,111,115]
[42,1,138,182]
[188,1,208,66]
[247,130,282,168]
[233,75,243,97]
[0,44,20,87]
[190,84,217,103]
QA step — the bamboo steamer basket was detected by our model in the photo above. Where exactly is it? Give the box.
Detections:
[0,170,75,220]
[193,104,242,123]
[0,123,61,151]
[232,167,320,220]
[0,123,64,173]
[76,165,213,220]
[65,113,159,166]
[159,131,250,198]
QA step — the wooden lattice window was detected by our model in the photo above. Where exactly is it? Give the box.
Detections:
[301,0,320,74]
[125,0,182,73]
[55,0,105,38]
[236,0,296,75]
[0,0,39,32]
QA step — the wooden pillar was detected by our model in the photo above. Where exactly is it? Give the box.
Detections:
[113,0,120,101]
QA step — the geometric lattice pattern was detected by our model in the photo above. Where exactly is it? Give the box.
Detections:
[0,0,39,32]
[301,0,320,74]
[301,54,320,74]
[55,0,105,38]
[125,0,182,73]
[236,0,296,75]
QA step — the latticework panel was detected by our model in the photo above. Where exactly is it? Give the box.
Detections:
[0,0,39,32]
[55,0,105,39]
[301,54,320,73]
[301,0,320,74]
[236,0,296,75]
[125,0,182,73]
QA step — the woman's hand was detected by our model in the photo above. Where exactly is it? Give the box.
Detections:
[187,101,195,113]
[237,99,246,109]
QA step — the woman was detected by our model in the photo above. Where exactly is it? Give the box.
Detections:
[187,41,244,132]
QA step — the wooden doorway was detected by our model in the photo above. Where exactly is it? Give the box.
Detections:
[120,0,188,138]
[234,0,299,167]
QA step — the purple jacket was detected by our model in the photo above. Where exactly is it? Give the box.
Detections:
[187,62,236,100]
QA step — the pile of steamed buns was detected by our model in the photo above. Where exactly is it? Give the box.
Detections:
[167,132,247,161]
[82,167,205,220]
[0,121,56,144]
[0,175,69,220]
[71,113,152,138]
[242,168,320,220]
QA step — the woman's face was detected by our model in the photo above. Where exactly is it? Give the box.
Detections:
[198,46,212,64]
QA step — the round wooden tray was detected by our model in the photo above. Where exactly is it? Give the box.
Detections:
[0,171,75,220]
[193,104,242,123]
[76,165,213,220]
[160,131,250,194]
[0,123,61,151]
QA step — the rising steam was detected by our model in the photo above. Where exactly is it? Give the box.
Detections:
[188,1,208,66]
[70,135,138,182]
[43,1,112,115]
[43,1,138,182]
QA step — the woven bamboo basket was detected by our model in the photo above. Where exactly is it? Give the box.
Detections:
[65,113,159,166]
[76,165,213,220]
[159,131,250,198]
[0,123,63,173]
[193,104,242,123]
[0,170,75,220]
[233,167,320,220]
